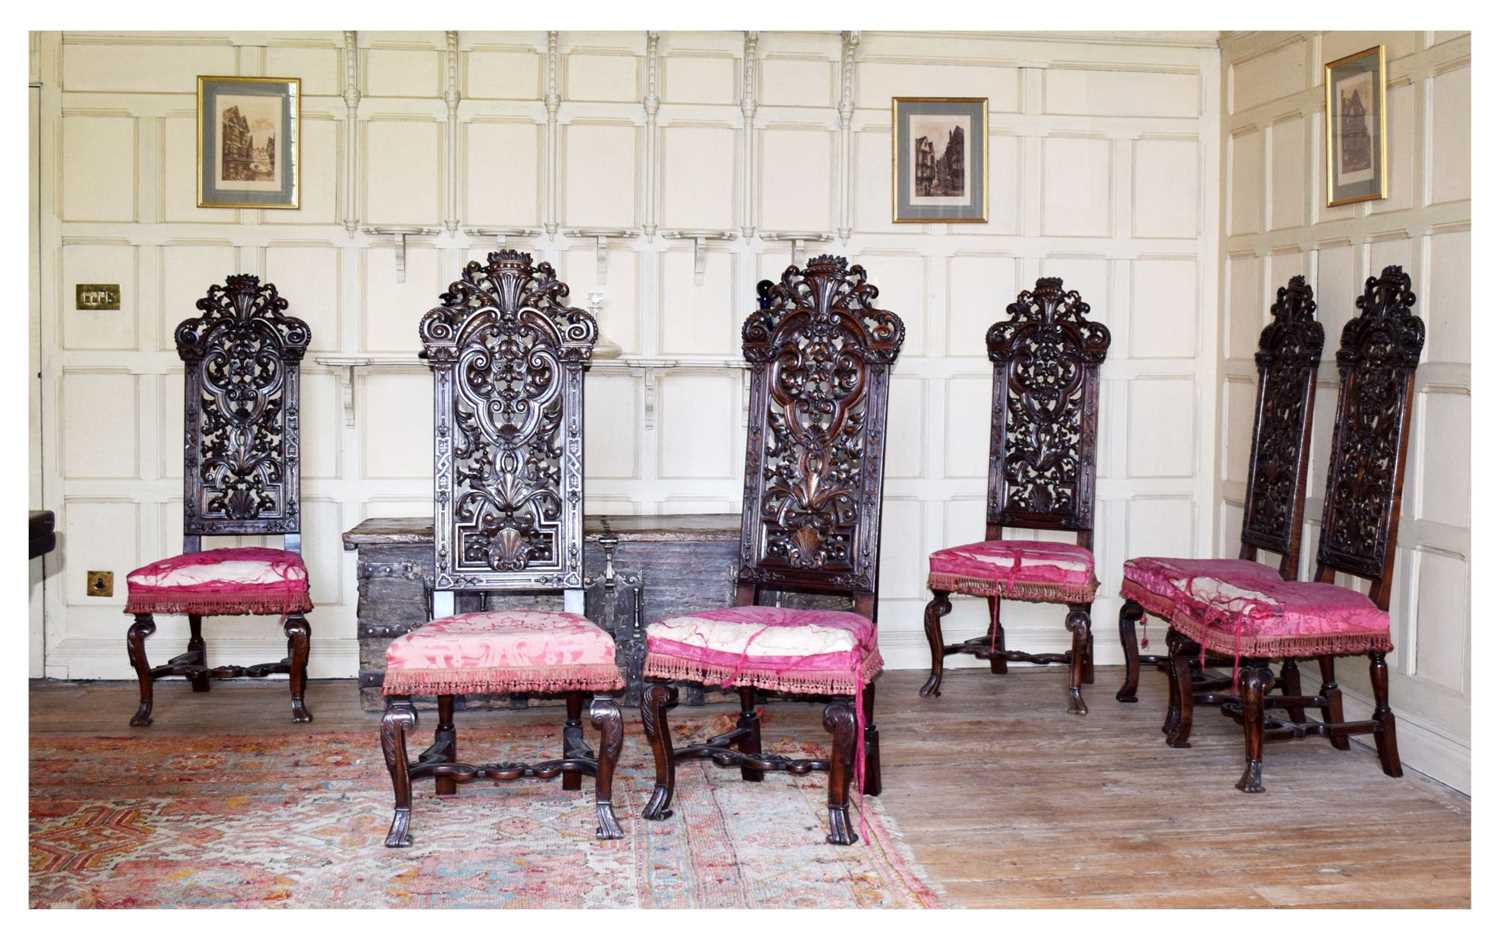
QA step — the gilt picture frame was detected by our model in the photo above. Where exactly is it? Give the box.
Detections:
[892,97,988,223]
[1324,45,1387,208]
[197,75,301,210]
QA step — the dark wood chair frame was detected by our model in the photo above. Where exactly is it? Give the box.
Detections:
[638,256,905,846]
[920,277,1112,714]
[381,251,624,847]
[1116,276,1325,717]
[126,275,314,726]
[1164,265,1424,791]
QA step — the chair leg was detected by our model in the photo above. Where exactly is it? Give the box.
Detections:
[1318,655,1350,750]
[126,613,156,727]
[641,681,676,821]
[824,697,858,846]
[1369,653,1403,778]
[588,695,625,840]
[1279,658,1308,723]
[1165,630,1194,747]
[736,687,764,782]
[1065,604,1090,715]
[562,692,585,791]
[920,590,951,697]
[284,614,312,723]
[381,697,417,847]
[986,596,1007,674]
[1116,599,1144,702]
[861,681,882,796]
[1236,664,1271,793]
[431,695,458,796]
[186,615,211,693]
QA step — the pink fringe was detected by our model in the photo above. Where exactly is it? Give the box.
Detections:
[643,648,883,698]
[926,572,1097,604]
[124,592,313,616]
[381,663,624,696]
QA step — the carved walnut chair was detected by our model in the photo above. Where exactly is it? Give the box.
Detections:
[379,251,625,848]
[1157,266,1423,791]
[638,256,904,846]
[921,277,1111,714]
[1115,276,1325,718]
[125,276,314,726]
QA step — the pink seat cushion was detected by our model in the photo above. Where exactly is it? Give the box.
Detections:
[382,610,623,696]
[124,547,312,616]
[1121,557,1280,620]
[1125,557,1390,658]
[928,539,1097,603]
[644,606,881,697]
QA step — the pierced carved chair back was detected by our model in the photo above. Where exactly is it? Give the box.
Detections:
[1240,276,1326,577]
[176,275,310,554]
[735,256,906,619]
[1315,265,1425,609]
[985,277,1112,548]
[419,250,598,603]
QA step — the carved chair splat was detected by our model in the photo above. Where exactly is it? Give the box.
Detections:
[124,276,314,726]
[379,251,626,847]
[637,256,904,846]
[1116,276,1325,718]
[920,277,1111,713]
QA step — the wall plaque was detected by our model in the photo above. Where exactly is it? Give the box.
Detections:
[75,284,121,310]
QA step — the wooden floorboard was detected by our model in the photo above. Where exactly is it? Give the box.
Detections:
[28,665,1471,908]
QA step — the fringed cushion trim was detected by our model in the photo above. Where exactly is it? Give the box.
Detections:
[926,572,1098,604]
[643,648,883,697]
[124,591,313,616]
[1119,578,1180,622]
[381,663,624,697]
[1167,609,1393,658]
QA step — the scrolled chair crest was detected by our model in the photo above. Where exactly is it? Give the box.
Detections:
[418,249,599,365]
[175,275,310,363]
[1340,264,1425,370]
[1258,274,1324,368]
[744,254,906,365]
[986,276,1112,365]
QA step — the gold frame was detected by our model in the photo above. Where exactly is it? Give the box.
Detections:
[891,96,989,223]
[1323,45,1387,208]
[196,75,302,210]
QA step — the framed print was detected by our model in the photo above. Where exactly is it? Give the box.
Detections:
[1324,45,1387,207]
[197,76,300,210]
[892,97,987,223]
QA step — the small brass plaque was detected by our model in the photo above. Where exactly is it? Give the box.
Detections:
[76,283,121,310]
[86,570,114,597]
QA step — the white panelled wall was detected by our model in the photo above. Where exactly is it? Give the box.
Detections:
[38,32,1217,721]
[1218,32,1470,790]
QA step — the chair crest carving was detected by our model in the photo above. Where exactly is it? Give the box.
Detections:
[738,255,905,596]
[420,250,597,590]
[1241,275,1325,557]
[1318,265,1426,583]
[985,277,1112,532]
[176,275,309,534]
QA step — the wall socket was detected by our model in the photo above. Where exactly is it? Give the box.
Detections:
[86,570,114,597]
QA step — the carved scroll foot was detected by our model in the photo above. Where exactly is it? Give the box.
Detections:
[127,613,156,727]
[1116,599,1144,702]
[920,590,951,698]
[385,808,414,849]
[1235,664,1270,793]
[824,698,858,846]
[381,697,417,848]
[640,682,676,821]
[589,695,625,840]
[1235,760,1265,794]
[1065,605,1090,715]
[827,804,857,847]
[284,615,313,723]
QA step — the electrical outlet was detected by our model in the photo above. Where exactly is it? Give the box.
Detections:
[86,570,114,597]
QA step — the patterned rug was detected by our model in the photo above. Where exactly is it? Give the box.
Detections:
[30,711,942,909]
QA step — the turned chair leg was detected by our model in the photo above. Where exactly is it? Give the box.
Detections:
[641,681,676,821]
[1116,599,1144,702]
[428,695,458,796]
[920,590,952,698]
[861,681,882,797]
[1279,658,1308,723]
[1369,653,1403,778]
[187,615,211,693]
[1065,604,1091,715]
[588,696,625,839]
[381,697,417,847]
[1236,663,1271,793]
[824,698,858,846]
[284,614,313,723]
[126,613,156,727]
[1165,630,1195,747]
[736,687,764,782]
[562,692,585,791]
[1084,625,1096,685]
[1318,655,1350,750]
[986,596,1007,674]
